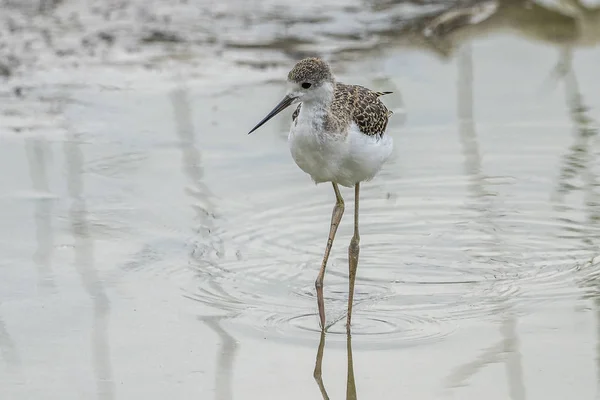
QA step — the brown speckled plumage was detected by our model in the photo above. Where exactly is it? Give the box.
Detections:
[291,82,393,136]
[326,84,392,137]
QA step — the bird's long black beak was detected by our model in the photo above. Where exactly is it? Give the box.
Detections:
[248,94,296,135]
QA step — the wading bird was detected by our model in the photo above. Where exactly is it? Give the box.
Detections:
[248,57,393,330]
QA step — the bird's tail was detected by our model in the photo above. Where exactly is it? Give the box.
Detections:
[375,91,394,118]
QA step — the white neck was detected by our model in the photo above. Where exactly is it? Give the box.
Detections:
[302,81,334,106]
[298,82,335,128]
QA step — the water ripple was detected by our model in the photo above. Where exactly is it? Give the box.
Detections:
[187,173,600,347]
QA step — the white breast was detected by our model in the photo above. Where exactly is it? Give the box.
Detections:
[288,117,393,188]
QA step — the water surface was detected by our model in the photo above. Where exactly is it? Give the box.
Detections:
[1,1,600,399]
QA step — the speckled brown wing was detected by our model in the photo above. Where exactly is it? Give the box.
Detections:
[329,84,392,137]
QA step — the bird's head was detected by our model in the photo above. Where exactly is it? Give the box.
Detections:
[248,57,335,134]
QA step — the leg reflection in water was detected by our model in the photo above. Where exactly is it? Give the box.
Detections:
[313,331,357,400]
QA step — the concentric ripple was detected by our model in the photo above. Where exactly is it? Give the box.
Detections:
[186,168,600,347]
[185,254,458,347]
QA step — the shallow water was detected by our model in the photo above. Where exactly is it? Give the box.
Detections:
[2,1,600,399]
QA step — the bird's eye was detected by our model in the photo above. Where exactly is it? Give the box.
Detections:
[301,82,312,89]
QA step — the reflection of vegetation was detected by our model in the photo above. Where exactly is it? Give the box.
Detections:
[202,316,238,400]
[313,331,357,400]
[573,256,600,398]
[551,47,600,249]
[549,30,600,400]
[25,138,55,289]
[65,129,115,400]
[172,84,237,400]
[363,0,600,59]
[440,5,598,397]
[169,84,225,274]
[446,309,526,400]
[448,42,527,399]
[0,316,19,367]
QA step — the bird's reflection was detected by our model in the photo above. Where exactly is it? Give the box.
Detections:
[313,332,357,400]
[64,130,115,400]
[202,316,238,400]
[25,137,55,290]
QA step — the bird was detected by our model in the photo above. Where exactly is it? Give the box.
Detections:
[248,57,394,331]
